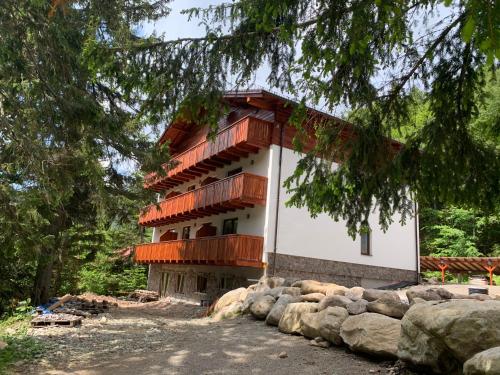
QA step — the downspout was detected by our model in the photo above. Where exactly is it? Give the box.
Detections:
[271,122,284,276]
[414,201,420,284]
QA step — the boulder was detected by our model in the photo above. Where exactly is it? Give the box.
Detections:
[265,295,302,326]
[310,337,331,348]
[214,288,248,312]
[265,287,285,298]
[255,276,287,292]
[281,287,301,296]
[250,295,276,320]
[340,313,401,358]
[409,297,426,306]
[345,287,365,301]
[318,295,352,311]
[278,302,318,334]
[296,280,346,296]
[346,299,368,315]
[302,293,325,302]
[463,347,500,375]
[406,286,454,304]
[362,289,400,302]
[324,284,349,296]
[398,300,500,374]
[300,306,348,343]
[212,302,243,321]
[318,307,349,345]
[367,296,409,319]
[455,294,493,301]
[247,284,257,292]
[241,292,260,313]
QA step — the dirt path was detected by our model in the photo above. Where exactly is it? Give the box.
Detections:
[13,298,397,375]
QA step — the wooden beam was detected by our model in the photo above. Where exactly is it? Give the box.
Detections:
[246,97,275,111]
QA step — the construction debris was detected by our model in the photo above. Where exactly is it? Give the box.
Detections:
[31,313,82,328]
[127,289,159,303]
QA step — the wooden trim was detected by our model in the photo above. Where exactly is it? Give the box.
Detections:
[134,234,264,268]
[145,116,273,191]
[139,173,267,226]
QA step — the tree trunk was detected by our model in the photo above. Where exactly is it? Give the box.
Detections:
[32,249,55,305]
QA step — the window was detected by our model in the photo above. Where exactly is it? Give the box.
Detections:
[222,218,238,235]
[182,226,191,239]
[218,276,233,290]
[361,231,371,255]
[196,276,208,293]
[186,185,196,192]
[175,274,185,293]
[227,167,242,177]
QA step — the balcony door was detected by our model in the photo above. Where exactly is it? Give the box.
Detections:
[160,229,178,242]
[196,223,217,238]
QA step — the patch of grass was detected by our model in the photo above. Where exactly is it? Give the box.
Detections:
[0,315,44,374]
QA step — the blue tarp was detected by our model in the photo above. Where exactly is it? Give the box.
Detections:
[35,297,59,315]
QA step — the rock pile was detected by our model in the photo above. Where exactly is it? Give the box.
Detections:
[212,277,500,374]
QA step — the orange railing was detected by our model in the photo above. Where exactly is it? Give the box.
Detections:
[145,116,273,190]
[139,173,267,226]
[134,234,264,268]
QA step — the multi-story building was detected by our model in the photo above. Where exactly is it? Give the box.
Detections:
[135,89,420,301]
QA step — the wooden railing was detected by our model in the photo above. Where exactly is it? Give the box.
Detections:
[139,173,267,226]
[145,116,273,191]
[134,234,264,268]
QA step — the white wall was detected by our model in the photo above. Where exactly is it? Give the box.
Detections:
[266,145,418,271]
[150,147,271,245]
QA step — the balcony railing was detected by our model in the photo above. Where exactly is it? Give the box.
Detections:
[134,234,264,268]
[145,116,273,191]
[139,173,267,227]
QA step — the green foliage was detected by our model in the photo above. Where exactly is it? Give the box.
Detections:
[0,1,166,306]
[420,206,500,257]
[0,305,42,375]
[109,0,499,235]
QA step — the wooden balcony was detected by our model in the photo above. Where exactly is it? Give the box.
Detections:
[134,234,264,268]
[139,173,267,227]
[145,116,273,192]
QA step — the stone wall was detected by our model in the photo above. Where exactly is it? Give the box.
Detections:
[267,253,418,288]
[148,264,263,302]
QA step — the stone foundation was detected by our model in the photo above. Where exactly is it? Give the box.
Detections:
[267,253,417,288]
[147,264,263,302]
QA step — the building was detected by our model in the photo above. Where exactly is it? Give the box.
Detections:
[134,90,420,301]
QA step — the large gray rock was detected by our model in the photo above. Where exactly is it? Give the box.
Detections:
[463,347,500,375]
[367,296,409,319]
[250,295,276,320]
[278,302,318,334]
[318,307,349,345]
[345,287,365,301]
[265,287,285,298]
[302,293,325,302]
[318,295,352,311]
[265,295,302,326]
[406,286,454,304]
[398,300,500,374]
[346,299,368,315]
[214,288,248,312]
[299,306,348,341]
[340,313,401,358]
[212,301,243,321]
[295,280,347,296]
[255,276,287,291]
[362,289,400,302]
[281,287,301,296]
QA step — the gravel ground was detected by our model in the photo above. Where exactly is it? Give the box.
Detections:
[12,296,404,375]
